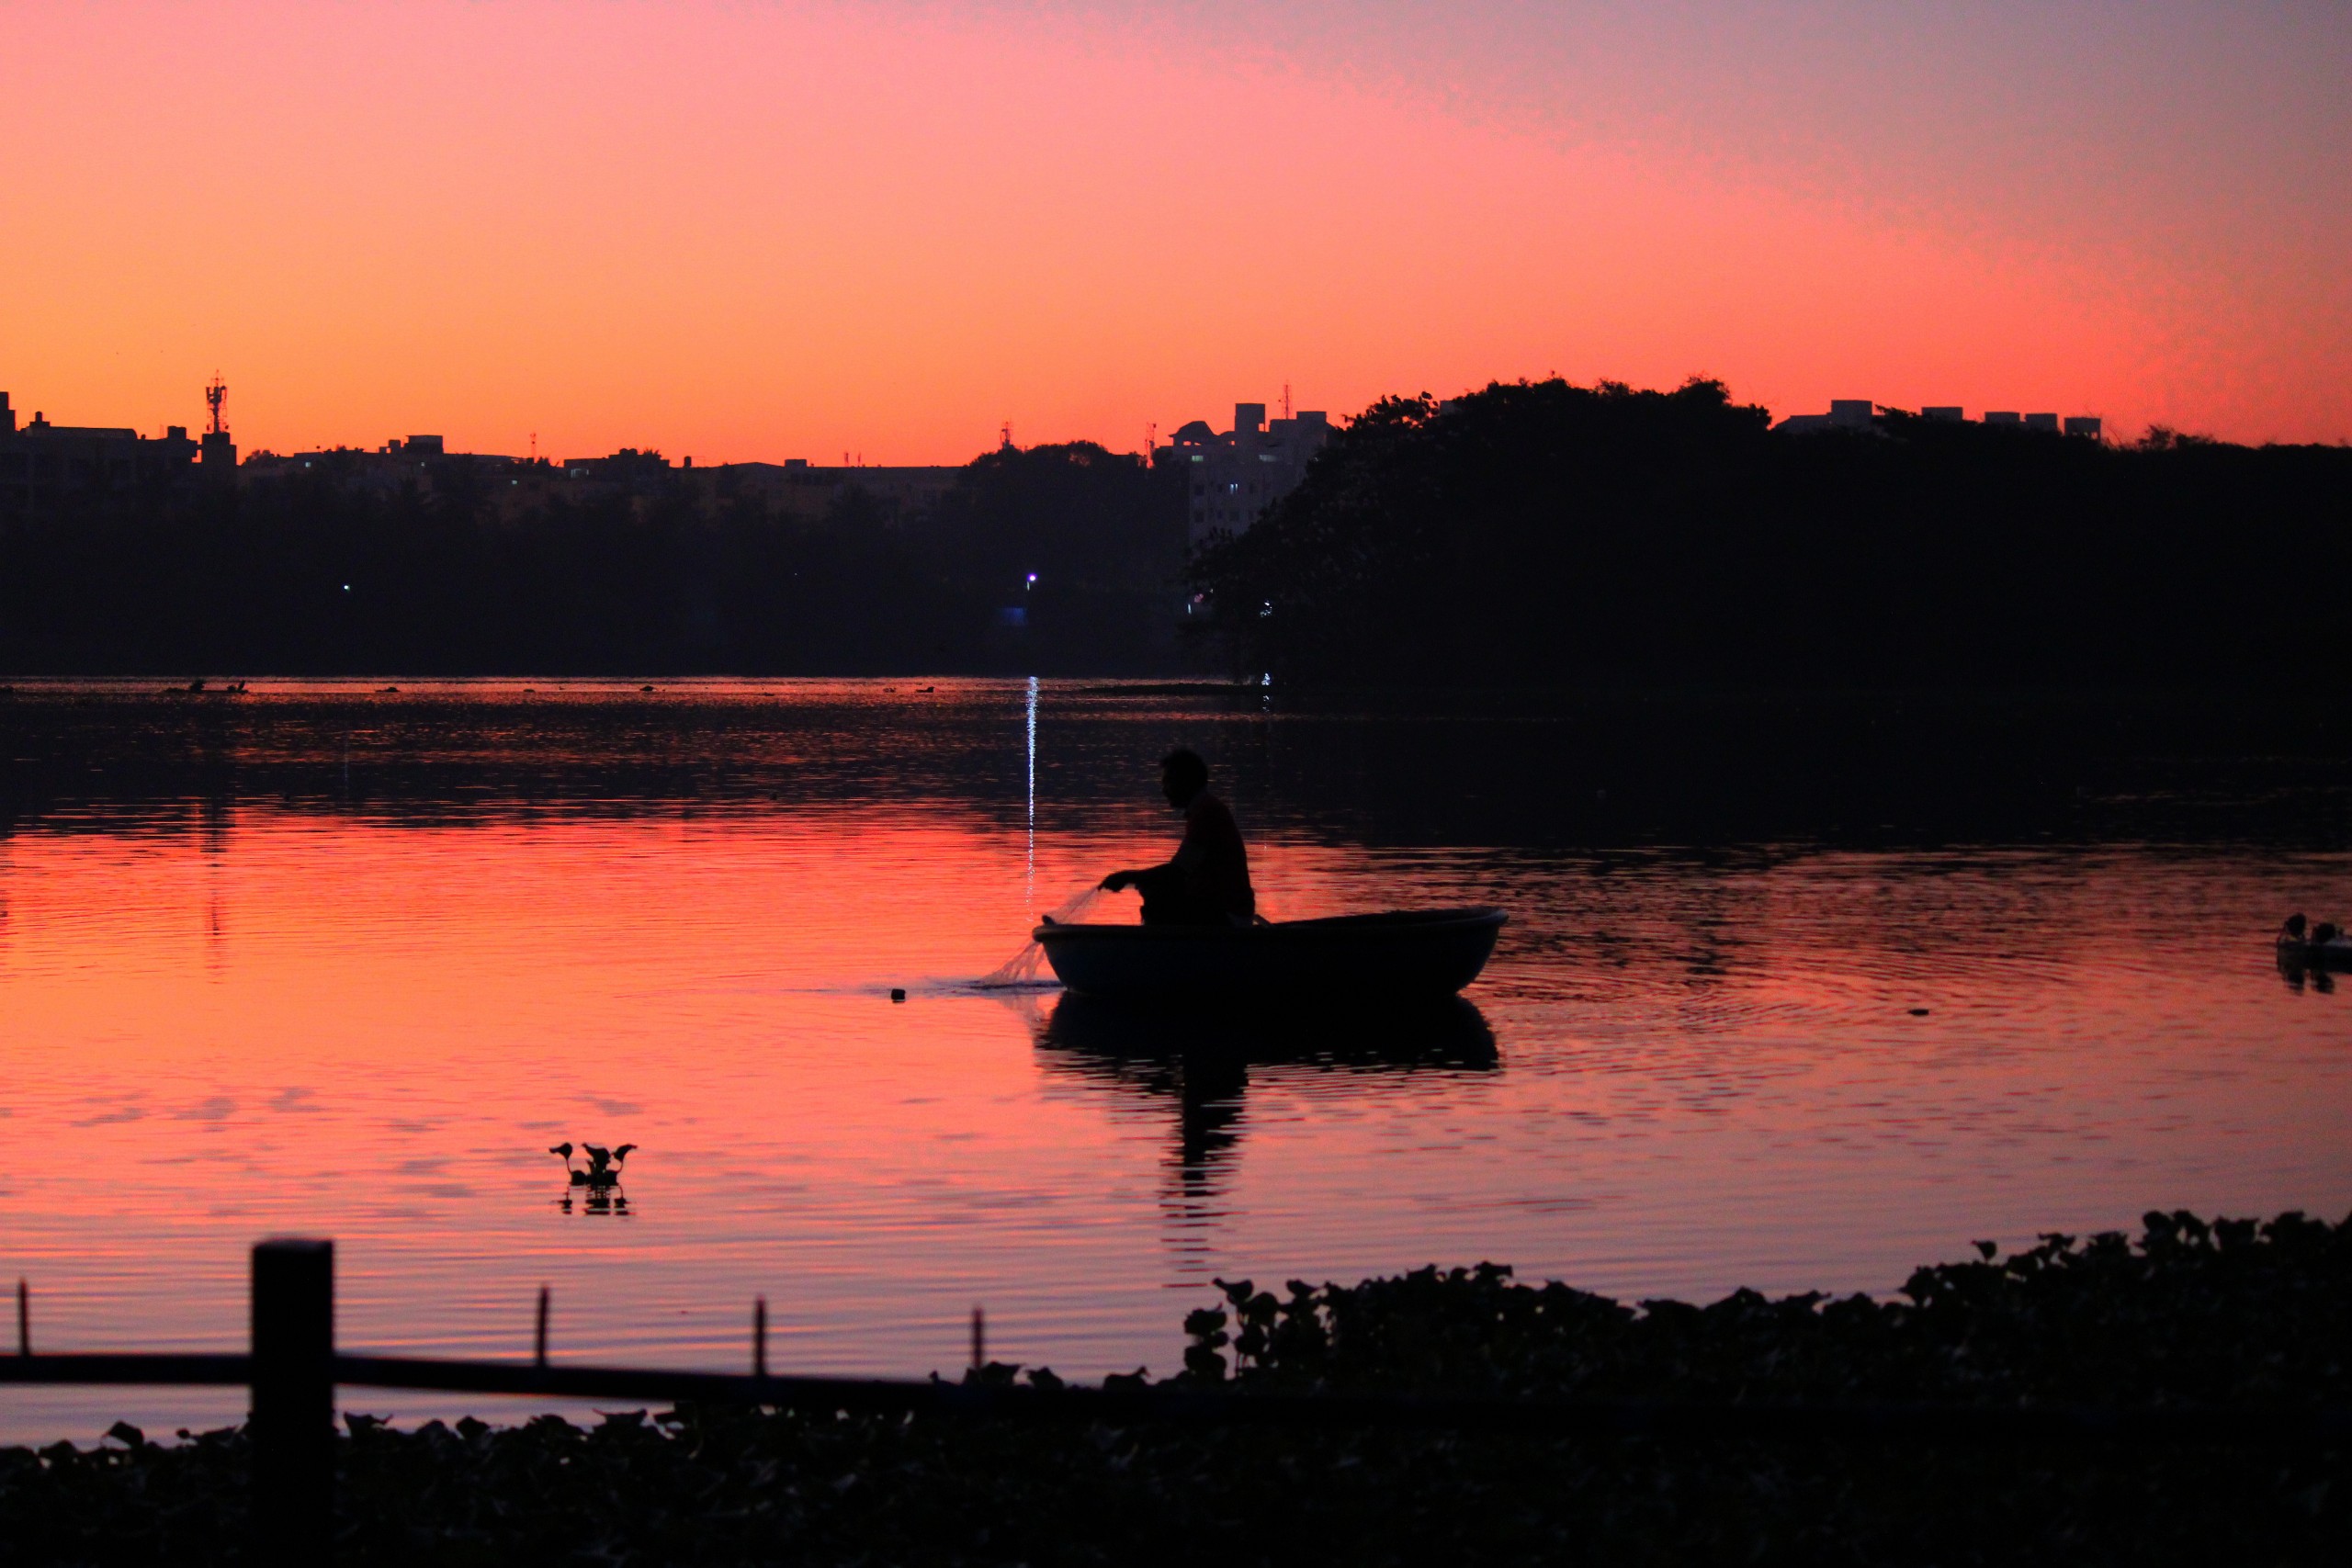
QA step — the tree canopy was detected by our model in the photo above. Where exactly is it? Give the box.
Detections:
[1189,378,2352,688]
[0,441,1185,675]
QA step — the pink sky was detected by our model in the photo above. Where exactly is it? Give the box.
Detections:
[3,1,2344,460]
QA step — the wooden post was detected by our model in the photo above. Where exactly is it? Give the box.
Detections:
[252,1239,334,1564]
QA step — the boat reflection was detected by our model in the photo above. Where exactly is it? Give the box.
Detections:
[1033,992,1498,1259]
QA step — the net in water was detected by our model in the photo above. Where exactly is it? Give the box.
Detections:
[977,886,1109,987]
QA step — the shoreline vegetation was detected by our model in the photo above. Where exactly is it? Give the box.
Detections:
[0,441,1190,678]
[6,1212,2346,1564]
[1191,378,2352,690]
[6,377,2346,684]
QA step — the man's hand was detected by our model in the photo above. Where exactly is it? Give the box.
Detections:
[1100,871,1132,892]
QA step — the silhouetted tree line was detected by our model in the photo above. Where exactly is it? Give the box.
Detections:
[1189,378,2352,688]
[0,442,1186,675]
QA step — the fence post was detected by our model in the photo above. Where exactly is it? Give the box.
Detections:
[252,1239,334,1564]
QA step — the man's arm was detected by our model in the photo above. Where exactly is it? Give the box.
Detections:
[1101,862,1178,894]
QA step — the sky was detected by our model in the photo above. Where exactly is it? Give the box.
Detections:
[2,1,2345,462]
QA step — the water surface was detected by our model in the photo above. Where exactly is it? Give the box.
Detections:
[2,680,2347,1438]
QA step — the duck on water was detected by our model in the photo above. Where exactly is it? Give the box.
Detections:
[2278,913,2352,969]
[1040,748,1504,1000]
[549,1142,637,1187]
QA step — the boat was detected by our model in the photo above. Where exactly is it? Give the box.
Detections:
[1035,907,1506,998]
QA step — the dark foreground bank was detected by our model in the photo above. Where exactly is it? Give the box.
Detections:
[5,1212,2346,1566]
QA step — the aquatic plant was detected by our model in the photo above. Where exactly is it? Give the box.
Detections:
[1173,1210,2352,1408]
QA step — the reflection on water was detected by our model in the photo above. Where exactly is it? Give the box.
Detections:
[1036,994,1498,1256]
[2,680,2350,1441]
[2277,948,2342,996]
[558,1187,632,1219]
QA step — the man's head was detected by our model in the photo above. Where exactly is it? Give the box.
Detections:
[1160,747,1209,807]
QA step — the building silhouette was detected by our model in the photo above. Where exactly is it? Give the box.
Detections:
[238,428,971,520]
[1167,400,1332,547]
[1775,399,2104,440]
[241,431,531,498]
[1773,399,1879,434]
[0,389,200,518]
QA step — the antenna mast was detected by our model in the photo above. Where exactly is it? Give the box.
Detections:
[205,375,228,436]
[1282,382,1292,420]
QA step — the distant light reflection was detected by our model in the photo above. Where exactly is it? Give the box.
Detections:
[1025,675,1038,901]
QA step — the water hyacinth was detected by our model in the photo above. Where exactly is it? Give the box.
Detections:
[0,1211,2344,1565]
[1172,1211,2352,1408]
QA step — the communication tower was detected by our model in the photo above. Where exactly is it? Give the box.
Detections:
[1282,383,1292,420]
[198,376,238,471]
[1001,421,1013,451]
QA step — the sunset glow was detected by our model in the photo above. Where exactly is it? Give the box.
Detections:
[4,7,2348,1530]
[5,2,2345,457]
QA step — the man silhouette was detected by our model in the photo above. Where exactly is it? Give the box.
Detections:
[1100,748,1256,927]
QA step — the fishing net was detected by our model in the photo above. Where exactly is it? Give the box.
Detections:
[976,885,1110,987]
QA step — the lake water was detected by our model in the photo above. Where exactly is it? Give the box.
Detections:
[2,680,2348,1440]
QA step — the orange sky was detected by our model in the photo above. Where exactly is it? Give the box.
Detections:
[3,2,2345,460]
